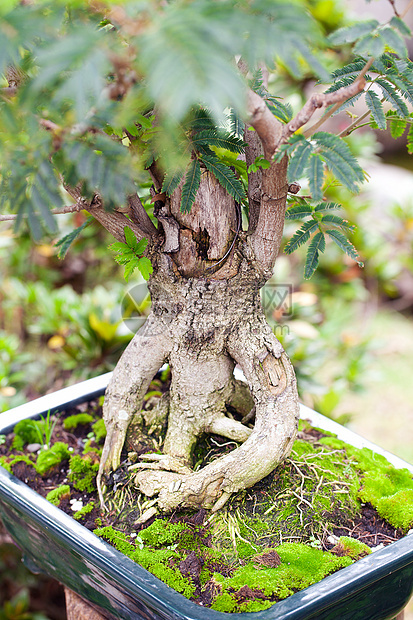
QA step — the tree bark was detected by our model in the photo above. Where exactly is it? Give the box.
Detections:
[99,91,300,514]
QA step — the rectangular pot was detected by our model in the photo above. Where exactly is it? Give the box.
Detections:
[0,374,412,620]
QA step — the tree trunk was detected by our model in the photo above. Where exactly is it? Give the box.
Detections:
[98,150,300,513]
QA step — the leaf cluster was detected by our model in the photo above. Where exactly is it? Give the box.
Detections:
[109,226,152,282]
[285,201,362,279]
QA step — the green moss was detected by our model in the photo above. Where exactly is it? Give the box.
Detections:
[211,592,237,612]
[46,484,71,506]
[12,419,42,449]
[73,501,95,520]
[63,413,93,431]
[211,543,352,612]
[138,519,188,547]
[91,418,106,442]
[10,455,36,470]
[94,525,195,598]
[376,490,413,532]
[336,536,371,560]
[0,456,12,473]
[82,439,102,456]
[68,454,99,492]
[36,442,70,475]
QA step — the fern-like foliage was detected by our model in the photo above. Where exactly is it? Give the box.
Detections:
[201,153,246,204]
[284,201,362,279]
[55,217,94,259]
[180,159,201,214]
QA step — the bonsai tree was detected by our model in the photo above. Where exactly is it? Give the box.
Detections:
[1,0,413,516]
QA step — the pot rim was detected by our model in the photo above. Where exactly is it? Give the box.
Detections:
[0,372,412,620]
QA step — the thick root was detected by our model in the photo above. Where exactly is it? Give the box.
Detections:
[133,323,299,513]
[97,318,171,507]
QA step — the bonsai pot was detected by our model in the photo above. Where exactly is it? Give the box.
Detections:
[0,373,412,620]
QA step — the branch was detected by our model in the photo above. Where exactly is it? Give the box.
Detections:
[245,90,288,272]
[285,75,368,141]
[128,193,158,237]
[401,0,413,18]
[246,90,283,159]
[0,202,86,222]
[63,185,152,243]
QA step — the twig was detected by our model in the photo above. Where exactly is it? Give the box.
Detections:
[401,0,413,18]
[0,202,86,222]
[388,0,400,16]
[294,59,374,140]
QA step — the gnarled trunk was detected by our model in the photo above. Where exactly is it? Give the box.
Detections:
[98,159,300,514]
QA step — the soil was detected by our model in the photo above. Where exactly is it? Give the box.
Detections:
[0,381,407,611]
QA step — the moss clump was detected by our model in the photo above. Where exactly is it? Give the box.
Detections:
[138,519,189,547]
[332,536,371,560]
[10,455,36,470]
[36,442,70,475]
[91,418,106,443]
[12,419,43,450]
[63,413,93,431]
[211,542,352,613]
[376,490,413,532]
[73,501,95,521]
[68,454,99,492]
[94,525,195,598]
[46,484,71,506]
[0,456,12,473]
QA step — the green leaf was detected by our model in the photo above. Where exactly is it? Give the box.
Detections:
[353,33,386,58]
[265,96,293,123]
[407,124,413,154]
[329,20,379,45]
[30,184,57,233]
[162,170,184,196]
[308,154,324,202]
[314,202,341,213]
[326,229,362,265]
[136,238,149,256]
[55,217,94,259]
[124,226,138,250]
[284,220,319,254]
[229,109,244,138]
[285,204,314,220]
[180,159,201,214]
[137,257,153,281]
[365,90,386,130]
[376,78,409,116]
[388,115,407,138]
[380,26,408,58]
[304,231,325,279]
[191,130,246,154]
[123,257,140,282]
[201,153,246,203]
[287,139,314,182]
[390,16,412,37]
[313,132,364,192]
[321,214,354,230]
[330,59,368,80]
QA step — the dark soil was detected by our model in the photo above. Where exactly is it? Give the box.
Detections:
[0,385,407,610]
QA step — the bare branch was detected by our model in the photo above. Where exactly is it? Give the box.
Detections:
[285,76,367,141]
[0,202,85,222]
[246,90,283,159]
[388,0,400,17]
[86,197,149,244]
[63,185,152,243]
[128,193,159,237]
[401,0,413,18]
